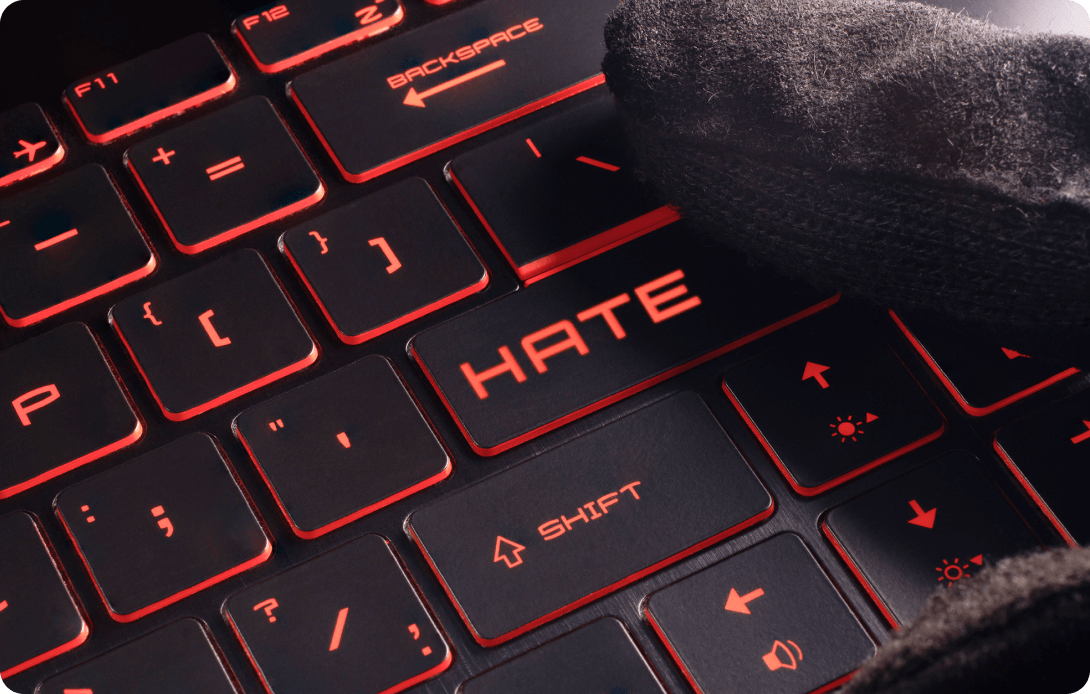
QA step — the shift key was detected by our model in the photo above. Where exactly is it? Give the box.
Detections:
[408,392,774,646]
[289,0,620,183]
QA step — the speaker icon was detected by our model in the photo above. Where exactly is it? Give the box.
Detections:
[762,639,803,671]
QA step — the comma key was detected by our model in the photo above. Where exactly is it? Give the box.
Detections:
[409,392,774,646]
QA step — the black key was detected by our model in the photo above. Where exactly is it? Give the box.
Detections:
[224,535,451,694]
[891,310,1080,416]
[281,178,487,344]
[412,224,836,455]
[0,165,156,327]
[645,534,876,694]
[409,392,773,645]
[823,451,1041,627]
[64,33,236,143]
[235,0,406,73]
[722,323,945,496]
[37,619,239,694]
[0,512,88,679]
[234,356,452,538]
[461,618,667,694]
[126,96,324,254]
[448,95,678,282]
[55,433,271,622]
[0,103,65,189]
[995,387,1090,546]
[0,323,141,500]
[110,249,318,421]
[289,0,620,183]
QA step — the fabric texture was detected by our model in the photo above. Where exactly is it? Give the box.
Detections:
[602,0,1090,365]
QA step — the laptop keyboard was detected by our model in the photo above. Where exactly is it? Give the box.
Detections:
[0,0,1086,692]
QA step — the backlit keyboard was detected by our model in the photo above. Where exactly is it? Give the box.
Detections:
[1,1,1087,693]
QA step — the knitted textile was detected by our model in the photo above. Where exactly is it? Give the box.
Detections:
[602,0,1090,365]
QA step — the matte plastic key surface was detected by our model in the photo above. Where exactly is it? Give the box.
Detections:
[110,249,318,421]
[0,512,88,679]
[409,392,774,645]
[225,535,451,694]
[0,165,156,327]
[448,94,679,282]
[891,310,1080,416]
[0,323,142,499]
[126,96,324,253]
[234,356,452,538]
[645,534,875,694]
[64,33,236,143]
[411,223,837,455]
[722,323,945,495]
[281,177,487,344]
[289,0,621,183]
[235,0,405,73]
[55,433,272,622]
[995,387,1090,546]
[461,618,667,694]
[36,618,239,694]
[823,451,1041,627]
[0,103,64,188]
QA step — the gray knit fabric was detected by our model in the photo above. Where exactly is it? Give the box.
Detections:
[602,0,1090,365]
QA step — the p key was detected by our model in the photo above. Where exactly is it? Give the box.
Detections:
[55,434,272,622]
[281,178,488,344]
[0,323,142,499]
[110,249,318,421]
[126,96,324,254]
[0,103,65,189]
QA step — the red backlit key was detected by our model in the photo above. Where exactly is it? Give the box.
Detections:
[822,451,1041,627]
[126,96,324,254]
[234,356,452,538]
[225,535,451,694]
[0,103,65,188]
[110,249,318,421]
[64,33,236,143]
[55,433,272,622]
[0,165,156,327]
[409,392,773,645]
[411,223,837,456]
[0,323,141,499]
[281,177,487,344]
[448,94,678,282]
[289,0,621,183]
[0,512,88,680]
[235,0,405,73]
[37,619,240,694]
[461,618,667,694]
[721,322,945,495]
[644,534,875,694]
[995,387,1090,546]
[891,310,1080,416]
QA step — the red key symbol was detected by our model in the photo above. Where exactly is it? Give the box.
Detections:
[199,310,232,347]
[12,384,60,426]
[368,237,402,274]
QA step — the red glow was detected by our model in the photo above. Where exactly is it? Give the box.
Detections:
[291,74,607,184]
[234,3,405,74]
[236,430,453,539]
[821,522,900,628]
[722,381,945,496]
[66,70,237,144]
[448,168,680,282]
[889,310,1080,417]
[0,140,65,189]
[993,438,1078,547]
[413,294,841,456]
[0,621,89,679]
[110,315,319,422]
[409,502,775,646]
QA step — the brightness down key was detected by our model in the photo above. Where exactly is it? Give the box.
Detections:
[409,392,773,645]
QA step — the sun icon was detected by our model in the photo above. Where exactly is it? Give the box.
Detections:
[830,415,864,442]
[936,558,972,586]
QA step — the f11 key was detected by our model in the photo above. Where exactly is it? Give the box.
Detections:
[65,34,236,143]
[0,104,64,188]
[409,392,773,645]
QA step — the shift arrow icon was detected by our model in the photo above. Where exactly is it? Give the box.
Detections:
[494,536,526,569]
[802,362,831,389]
[907,499,937,529]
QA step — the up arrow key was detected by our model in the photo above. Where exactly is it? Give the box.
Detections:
[907,499,937,529]
[494,536,526,569]
[802,362,831,389]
